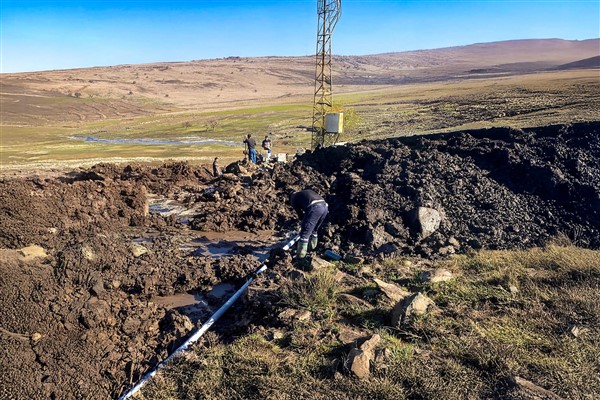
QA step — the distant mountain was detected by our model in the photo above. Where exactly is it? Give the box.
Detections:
[1,38,598,120]
[555,55,600,70]
[335,38,600,84]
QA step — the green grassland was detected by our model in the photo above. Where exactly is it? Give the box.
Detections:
[2,69,599,173]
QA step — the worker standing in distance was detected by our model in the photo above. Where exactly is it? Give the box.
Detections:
[262,135,272,161]
[244,134,258,164]
[290,189,329,266]
[212,157,222,178]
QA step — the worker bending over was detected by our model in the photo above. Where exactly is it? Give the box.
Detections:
[290,189,329,263]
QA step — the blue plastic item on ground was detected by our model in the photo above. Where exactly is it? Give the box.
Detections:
[323,249,342,261]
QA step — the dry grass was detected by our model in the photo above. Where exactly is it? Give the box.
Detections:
[136,244,600,399]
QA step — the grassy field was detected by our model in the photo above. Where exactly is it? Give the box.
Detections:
[137,243,600,399]
[2,69,599,173]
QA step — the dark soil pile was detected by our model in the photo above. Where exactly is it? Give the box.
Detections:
[191,121,600,257]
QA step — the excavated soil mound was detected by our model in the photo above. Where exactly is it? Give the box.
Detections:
[192,122,600,257]
[1,122,599,399]
[0,166,258,399]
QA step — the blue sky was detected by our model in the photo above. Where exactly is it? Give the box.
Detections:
[1,0,598,73]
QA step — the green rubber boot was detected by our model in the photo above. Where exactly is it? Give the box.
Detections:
[297,240,308,259]
[308,236,318,252]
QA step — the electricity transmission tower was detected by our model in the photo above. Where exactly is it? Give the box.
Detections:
[311,0,341,149]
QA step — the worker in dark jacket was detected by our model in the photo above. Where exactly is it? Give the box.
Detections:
[290,189,329,261]
[243,134,257,164]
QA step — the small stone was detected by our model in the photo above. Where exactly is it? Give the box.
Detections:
[31,332,42,342]
[310,256,333,271]
[272,330,285,340]
[391,292,435,326]
[438,245,455,256]
[345,348,371,379]
[447,237,460,248]
[338,293,372,309]
[509,285,519,294]
[111,280,121,289]
[344,254,364,264]
[333,270,351,283]
[278,308,312,323]
[570,326,589,338]
[359,334,381,359]
[419,268,453,283]
[122,317,142,335]
[336,326,365,345]
[81,245,96,261]
[402,260,412,267]
[297,310,312,321]
[130,242,148,257]
[357,266,374,278]
[18,245,48,261]
[373,278,410,302]
[91,280,105,296]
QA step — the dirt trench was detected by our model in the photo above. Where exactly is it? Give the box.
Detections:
[1,122,599,399]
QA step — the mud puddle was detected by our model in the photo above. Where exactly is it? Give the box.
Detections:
[182,230,282,260]
[154,293,211,323]
[147,194,201,224]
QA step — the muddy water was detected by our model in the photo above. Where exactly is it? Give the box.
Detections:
[70,135,240,147]
[154,293,211,323]
[148,194,293,323]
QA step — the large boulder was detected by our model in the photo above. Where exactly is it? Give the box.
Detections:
[408,207,442,238]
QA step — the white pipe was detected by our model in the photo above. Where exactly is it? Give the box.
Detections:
[118,234,300,400]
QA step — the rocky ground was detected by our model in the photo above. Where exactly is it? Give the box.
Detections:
[1,121,599,399]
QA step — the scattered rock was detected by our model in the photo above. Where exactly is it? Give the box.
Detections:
[570,326,589,338]
[359,334,380,359]
[81,244,96,261]
[310,256,333,271]
[391,292,435,326]
[336,326,366,345]
[130,242,148,257]
[373,278,410,302]
[419,268,453,283]
[333,269,352,283]
[447,237,460,248]
[18,245,48,261]
[31,332,42,342]
[512,376,565,400]
[344,254,364,264]
[278,308,312,323]
[438,245,455,255]
[509,284,519,294]
[91,279,105,296]
[122,317,142,335]
[271,330,285,340]
[345,334,381,379]
[408,207,442,238]
[338,293,372,309]
[357,266,374,278]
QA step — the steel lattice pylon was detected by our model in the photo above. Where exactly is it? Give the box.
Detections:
[311,0,341,149]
